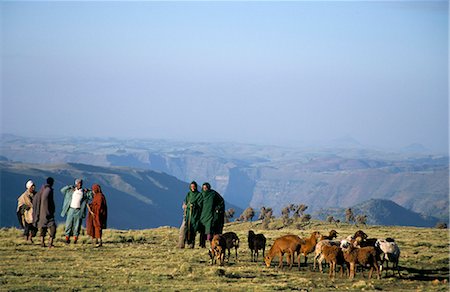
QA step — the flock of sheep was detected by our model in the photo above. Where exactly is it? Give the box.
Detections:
[209,229,401,280]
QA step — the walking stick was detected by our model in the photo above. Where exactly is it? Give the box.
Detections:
[187,203,192,242]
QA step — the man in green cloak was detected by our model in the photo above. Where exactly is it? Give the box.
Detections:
[183,181,202,248]
[199,182,225,247]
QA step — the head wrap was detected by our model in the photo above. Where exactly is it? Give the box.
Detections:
[92,184,102,194]
[26,180,34,189]
[202,182,211,190]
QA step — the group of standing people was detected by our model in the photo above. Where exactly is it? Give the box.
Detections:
[16,177,108,248]
[178,181,225,249]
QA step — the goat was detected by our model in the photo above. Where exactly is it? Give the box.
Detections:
[341,240,380,280]
[210,234,226,266]
[248,230,266,262]
[264,234,304,270]
[322,245,346,278]
[222,232,240,262]
[299,231,322,267]
[375,238,401,277]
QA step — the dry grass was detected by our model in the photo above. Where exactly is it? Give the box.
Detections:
[0,220,448,291]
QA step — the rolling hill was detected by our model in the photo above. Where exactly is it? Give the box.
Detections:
[314,198,441,227]
[0,161,242,229]
[1,134,448,224]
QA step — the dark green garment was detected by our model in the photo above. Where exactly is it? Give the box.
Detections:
[199,189,225,235]
[212,193,225,234]
[184,190,202,236]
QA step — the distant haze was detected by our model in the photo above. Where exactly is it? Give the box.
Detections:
[1,1,448,154]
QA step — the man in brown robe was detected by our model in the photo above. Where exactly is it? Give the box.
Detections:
[17,180,38,243]
[86,184,107,247]
[32,177,56,248]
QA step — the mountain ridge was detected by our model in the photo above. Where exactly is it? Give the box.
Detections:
[0,161,242,229]
[314,198,441,227]
[1,135,448,223]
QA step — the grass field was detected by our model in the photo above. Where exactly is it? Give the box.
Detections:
[0,220,449,291]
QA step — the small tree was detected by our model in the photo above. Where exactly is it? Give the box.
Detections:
[301,214,311,223]
[356,214,367,226]
[297,204,308,216]
[345,208,355,224]
[326,216,335,223]
[259,207,267,220]
[291,204,308,221]
[224,208,235,223]
[258,206,274,230]
[281,206,292,226]
[241,207,255,222]
[435,222,448,229]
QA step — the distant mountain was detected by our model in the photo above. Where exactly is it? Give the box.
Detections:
[401,143,431,154]
[0,162,242,229]
[1,134,448,223]
[314,199,441,227]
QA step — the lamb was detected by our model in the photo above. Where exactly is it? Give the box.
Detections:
[340,240,380,280]
[319,229,339,241]
[264,234,304,270]
[375,238,401,277]
[299,231,322,267]
[248,230,266,262]
[313,239,341,272]
[210,234,226,266]
[222,231,240,262]
[321,244,346,278]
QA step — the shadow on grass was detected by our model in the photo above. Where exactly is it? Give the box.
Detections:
[399,266,449,281]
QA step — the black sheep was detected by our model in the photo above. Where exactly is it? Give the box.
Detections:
[248,230,266,262]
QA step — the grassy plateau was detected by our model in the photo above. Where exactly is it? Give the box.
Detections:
[0,220,449,291]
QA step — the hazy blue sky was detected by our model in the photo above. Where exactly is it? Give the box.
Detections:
[1,1,448,153]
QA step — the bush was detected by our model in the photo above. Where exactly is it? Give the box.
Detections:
[435,222,448,229]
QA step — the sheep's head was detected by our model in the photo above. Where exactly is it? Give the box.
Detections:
[312,231,322,239]
[329,230,338,239]
[375,239,384,248]
[353,236,364,247]
[340,239,350,249]
[354,230,368,240]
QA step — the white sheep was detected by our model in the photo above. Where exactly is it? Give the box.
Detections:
[375,238,401,277]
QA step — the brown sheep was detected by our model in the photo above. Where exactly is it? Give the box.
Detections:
[313,239,341,272]
[341,240,380,280]
[210,234,226,266]
[353,236,383,263]
[248,230,266,262]
[264,234,304,270]
[322,245,346,278]
[353,230,368,241]
[319,229,339,241]
[299,231,322,267]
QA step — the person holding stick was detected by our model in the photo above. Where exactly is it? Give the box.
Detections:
[182,181,202,248]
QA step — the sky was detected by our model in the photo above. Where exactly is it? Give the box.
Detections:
[1,1,448,153]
